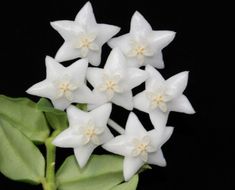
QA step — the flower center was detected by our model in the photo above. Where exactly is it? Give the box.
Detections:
[80,37,93,48]
[99,73,122,99]
[57,81,78,101]
[146,90,169,112]
[81,121,104,145]
[131,136,154,162]
[127,41,154,64]
[73,33,99,57]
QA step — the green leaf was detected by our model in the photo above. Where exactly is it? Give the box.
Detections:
[111,175,139,190]
[0,95,49,142]
[0,118,45,184]
[37,98,68,130]
[56,155,126,190]
[76,103,88,111]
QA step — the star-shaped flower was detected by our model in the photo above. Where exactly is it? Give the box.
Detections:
[53,103,113,168]
[108,11,175,68]
[86,48,148,110]
[26,56,95,110]
[51,1,120,66]
[134,65,195,129]
[103,112,173,181]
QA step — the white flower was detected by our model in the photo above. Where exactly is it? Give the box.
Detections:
[26,56,95,110]
[134,65,195,129]
[51,1,120,66]
[53,103,113,168]
[108,11,175,68]
[103,112,173,181]
[86,48,148,110]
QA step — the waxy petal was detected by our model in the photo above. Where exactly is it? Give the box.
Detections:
[74,144,96,168]
[90,103,112,128]
[51,97,72,110]
[108,34,132,53]
[168,95,195,114]
[125,113,147,136]
[112,91,133,110]
[50,21,83,41]
[149,110,169,130]
[55,42,81,62]
[123,156,144,181]
[130,11,152,37]
[26,80,57,100]
[53,128,83,147]
[75,1,97,28]
[96,24,120,45]
[46,56,65,80]
[133,91,149,113]
[148,149,166,166]
[150,31,176,51]
[166,71,189,99]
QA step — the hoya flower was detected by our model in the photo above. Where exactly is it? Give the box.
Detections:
[103,112,173,181]
[108,11,175,68]
[134,65,195,129]
[26,56,95,110]
[51,1,120,66]
[86,48,148,110]
[53,103,113,168]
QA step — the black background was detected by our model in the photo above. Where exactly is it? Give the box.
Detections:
[0,0,233,190]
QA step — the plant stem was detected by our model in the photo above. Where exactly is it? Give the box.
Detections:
[43,130,60,190]
[108,119,125,134]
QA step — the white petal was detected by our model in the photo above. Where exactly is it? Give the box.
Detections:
[148,149,166,166]
[50,21,83,41]
[55,42,80,62]
[90,103,112,128]
[130,11,152,37]
[160,127,174,146]
[123,68,148,91]
[80,47,89,57]
[108,34,132,54]
[67,105,90,127]
[52,128,83,147]
[96,24,120,45]
[165,71,189,99]
[75,2,96,28]
[112,91,133,110]
[99,127,114,144]
[125,113,147,136]
[148,129,164,149]
[168,94,195,114]
[86,67,104,88]
[86,50,102,66]
[145,65,165,89]
[26,80,57,100]
[51,97,71,110]
[102,135,130,156]
[67,59,88,83]
[149,110,169,130]
[123,156,144,181]
[150,31,176,50]
[145,52,165,69]
[73,85,96,104]
[104,48,126,73]
[133,91,149,113]
[45,56,65,80]
[74,144,96,168]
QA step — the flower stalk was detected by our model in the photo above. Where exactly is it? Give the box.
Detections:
[43,130,61,190]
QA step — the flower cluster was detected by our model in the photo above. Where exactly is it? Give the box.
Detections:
[26,1,195,181]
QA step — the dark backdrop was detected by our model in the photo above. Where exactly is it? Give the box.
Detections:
[0,0,233,190]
